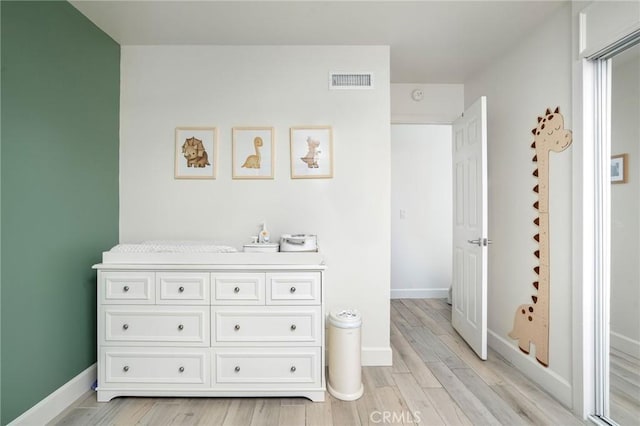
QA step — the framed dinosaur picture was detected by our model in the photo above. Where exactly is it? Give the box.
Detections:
[175,127,218,179]
[232,127,275,179]
[290,126,333,179]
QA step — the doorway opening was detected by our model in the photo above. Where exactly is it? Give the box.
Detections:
[390,124,453,300]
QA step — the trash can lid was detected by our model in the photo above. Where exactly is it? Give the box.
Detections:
[329,309,362,328]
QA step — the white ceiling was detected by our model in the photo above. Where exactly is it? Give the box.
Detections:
[70,0,567,83]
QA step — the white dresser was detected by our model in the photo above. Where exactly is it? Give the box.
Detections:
[94,253,326,402]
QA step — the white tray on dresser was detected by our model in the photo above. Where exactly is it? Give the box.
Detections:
[94,251,326,402]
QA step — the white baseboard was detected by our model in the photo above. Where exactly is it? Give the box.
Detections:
[362,346,393,366]
[610,331,640,359]
[488,330,572,408]
[390,288,449,299]
[9,363,96,426]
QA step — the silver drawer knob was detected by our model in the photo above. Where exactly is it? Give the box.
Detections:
[234,324,240,331]
[234,366,241,372]
[123,366,129,372]
[178,324,184,331]
[290,287,296,293]
[290,366,296,372]
[122,324,129,330]
[290,324,297,331]
[234,286,240,293]
[178,286,185,293]
[123,285,130,292]
[179,366,185,373]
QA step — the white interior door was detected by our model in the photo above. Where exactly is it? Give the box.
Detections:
[451,96,488,360]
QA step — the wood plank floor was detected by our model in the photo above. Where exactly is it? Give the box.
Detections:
[50,299,585,426]
[610,347,640,425]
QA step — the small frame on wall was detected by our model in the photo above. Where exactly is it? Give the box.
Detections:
[611,153,628,184]
[232,127,275,179]
[175,127,217,179]
[290,126,333,179]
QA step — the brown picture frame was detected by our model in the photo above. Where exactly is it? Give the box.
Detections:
[611,153,628,184]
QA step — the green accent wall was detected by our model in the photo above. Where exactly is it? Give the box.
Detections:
[1,2,119,423]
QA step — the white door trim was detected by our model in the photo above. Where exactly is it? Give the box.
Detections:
[572,1,640,420]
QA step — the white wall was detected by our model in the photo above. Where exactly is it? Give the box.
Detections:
[119,45,392,365]
[391,84,464,124]
[610,47,640,358]
[390,124,452,299]
[465,3,574,406]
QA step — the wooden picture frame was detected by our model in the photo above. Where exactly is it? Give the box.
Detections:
[290,126,333,179]
[611,153,628,184]
[232,127,275,179]
[175,127,217,179]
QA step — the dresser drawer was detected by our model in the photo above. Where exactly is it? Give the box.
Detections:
[157,272,209,305]
[100,272,155,304]
[101,347,209,386]
[212,273,265,305]
[214,347,321,387]
[102,306,209,346]
[266,273,321,305]
[212,306,320,346]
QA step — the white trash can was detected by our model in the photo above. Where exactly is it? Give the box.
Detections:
[327,309,364,401]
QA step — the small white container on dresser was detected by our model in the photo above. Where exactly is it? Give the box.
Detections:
[94,250,326,402]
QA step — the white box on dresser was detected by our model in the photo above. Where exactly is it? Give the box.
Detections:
[94,252,326,402]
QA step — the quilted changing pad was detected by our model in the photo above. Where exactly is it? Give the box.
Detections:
[109,240,238,253]
[100,240,324,265]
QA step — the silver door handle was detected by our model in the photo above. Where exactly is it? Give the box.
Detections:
[468,238,492,246]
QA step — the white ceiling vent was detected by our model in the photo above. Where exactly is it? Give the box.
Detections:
[329,73,374,90]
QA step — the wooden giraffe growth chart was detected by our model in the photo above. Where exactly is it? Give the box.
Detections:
[508,107,572,367]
